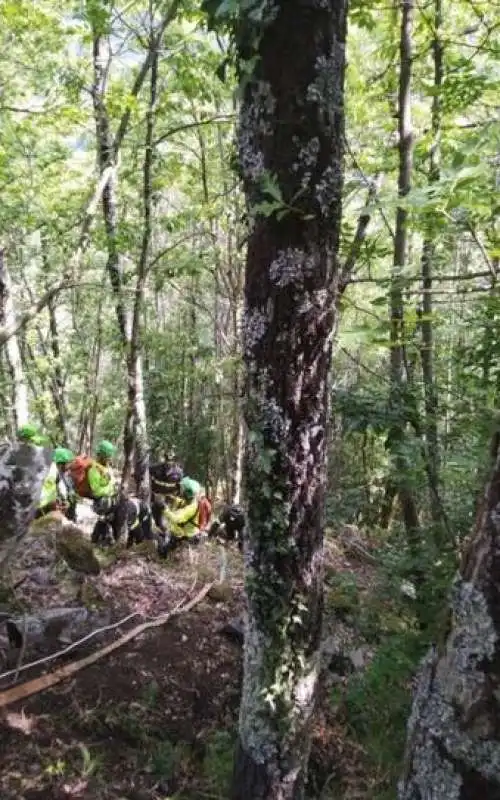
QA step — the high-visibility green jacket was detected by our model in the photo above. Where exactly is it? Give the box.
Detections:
[164,499,199,538]
[87,462,116,499]
[39,463,74,509]
[38,462,58,509]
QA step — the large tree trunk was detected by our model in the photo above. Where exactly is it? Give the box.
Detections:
[399,430,500,798]
[232,2,347,798]
[0,249,29,430]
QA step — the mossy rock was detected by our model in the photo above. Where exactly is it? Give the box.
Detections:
[30,511,64,534]
[208,582,233,603]
[56,526,101,575]
[79,580,105,610]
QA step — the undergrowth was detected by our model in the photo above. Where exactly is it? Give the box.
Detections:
[331,526,455,799]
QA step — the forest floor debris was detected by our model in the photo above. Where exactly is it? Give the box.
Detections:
[0,515,379,799]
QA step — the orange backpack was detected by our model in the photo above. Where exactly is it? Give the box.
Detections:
[197,496,212,531]
[68,455,94,499]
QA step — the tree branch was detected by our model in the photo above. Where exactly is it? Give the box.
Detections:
[154,115,236,147]
[0,166,115,346]
[350,269,495,285]
[340,173,383,292]
[113,0,183,157]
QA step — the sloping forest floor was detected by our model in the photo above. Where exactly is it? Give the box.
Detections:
[0,509,396,800]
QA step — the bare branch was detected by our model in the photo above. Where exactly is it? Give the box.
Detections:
[154,115,236,147]
[350,269,495,285]
[340,173,383,291]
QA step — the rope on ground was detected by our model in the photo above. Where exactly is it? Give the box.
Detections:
[0,582,213,710]
[0,611,142,684]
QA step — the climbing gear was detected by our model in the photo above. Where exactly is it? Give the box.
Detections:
[96,440,115,459]
[53,447,74,464]
[68,455,94,498]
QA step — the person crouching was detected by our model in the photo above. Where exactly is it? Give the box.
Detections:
[158,476,201,555]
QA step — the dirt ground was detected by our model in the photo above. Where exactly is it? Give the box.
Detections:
[0,517,374,800]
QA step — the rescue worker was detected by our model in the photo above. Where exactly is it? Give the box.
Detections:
[153,448,182,491]
[208,503,246,550]
[183,476,212,534]
[36,447,76,519]
[158,476,201,555]
[83,440,119,545]
[150,447,184,533]
[87,439,117,514]
[81,440,151,548]
[158,476,212,556]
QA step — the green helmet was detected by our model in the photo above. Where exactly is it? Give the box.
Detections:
[53,447,74,464]
[180,476,199,500]
[17,423,40,442]
[96,439,115,459]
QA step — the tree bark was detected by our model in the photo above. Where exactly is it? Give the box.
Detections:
[399,431,500,799]
[0,441,52,551]
[0,249,29,430]
[387,0,421,563]
[232,2,347,798]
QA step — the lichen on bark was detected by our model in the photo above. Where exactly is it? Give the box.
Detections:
[232,1,348,798]
[399,444,500,799]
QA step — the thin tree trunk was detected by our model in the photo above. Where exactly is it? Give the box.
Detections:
[419,0,442,526]
[0,249,29,430]
[91,20,150,500]
[231,297,244,505]
[121,45,157,501]
[47,296,68,441]
[387,0,421,561]
[91,31,128,345]
[78,294,104,454]
[232,1,347,797]
[399,429,500,798]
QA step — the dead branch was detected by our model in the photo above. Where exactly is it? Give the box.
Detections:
[0,582,213,709]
